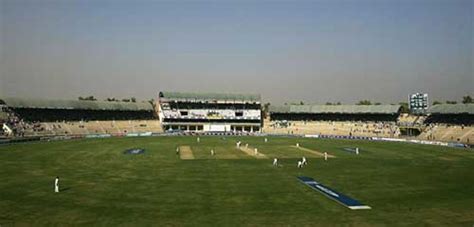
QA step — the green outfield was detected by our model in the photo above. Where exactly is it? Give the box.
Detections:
[0,136,473,226]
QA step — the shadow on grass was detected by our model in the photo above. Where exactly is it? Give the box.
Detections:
[60,187,72,192]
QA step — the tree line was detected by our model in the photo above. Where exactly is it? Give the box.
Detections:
[78,96,138,103]
[432,95,473,105]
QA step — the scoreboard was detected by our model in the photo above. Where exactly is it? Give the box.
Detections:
[409,93,428,114]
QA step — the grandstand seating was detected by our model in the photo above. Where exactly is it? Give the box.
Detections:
[7,120,164,137]
[35,120,164,136]
[425,104,474,125]
[418,104,474,144]
[1,96,472,145]
[162,109,261,120]
[265,104,401,138]
[398,113,426,126]
[263,120,400,138]
[263,118,473,144]
[419,124,473,144]
[0,98,162,137]
[264,104,474,145]
[158,91,262,132]
[2,98,155,122]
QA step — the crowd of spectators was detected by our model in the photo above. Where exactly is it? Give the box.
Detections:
[1,107,56,137]
[397,114,426,127]
[1,107,28,137]
[1,105,160,137]
[348,121,400,137]
[168,102,261,110]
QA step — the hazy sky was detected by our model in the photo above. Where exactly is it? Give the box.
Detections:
[0,0,472,104]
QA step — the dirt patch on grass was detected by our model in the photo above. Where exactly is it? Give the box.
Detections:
[239,146,268,159]
[291,146,336,158]
[179,146,194,160]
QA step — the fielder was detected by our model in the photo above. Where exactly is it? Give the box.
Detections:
[273,158,278,166]
[176,147,180,155]
[297,161,303,168]
[197,137,200,143]
[54,176,59,193]
[211,149,215,156]
[302,156,307,165]
[254,148,258,155]
[324,152,328,161]
[355,147,359,155]
[264,138,268,143]
[296,143,300,148]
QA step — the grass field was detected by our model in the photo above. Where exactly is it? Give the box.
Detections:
[1,136,473,226]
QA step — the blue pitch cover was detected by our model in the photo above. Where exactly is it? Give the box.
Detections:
[297,176,371,210]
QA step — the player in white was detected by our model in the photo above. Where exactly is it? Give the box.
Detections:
[246,143,249,148]
[176,147,180,155]
[273,158,278,166]
[302,156,307,165]
[324,152,328,161]
[211,149,215,156]
[264,138,268,143]
[355,147,359,155]
[197,137,200,143]
[296,143,300,148]
[54,176,59,193]
[297,161,303,168]
[236,141,241,148]
[254,148,258,155]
